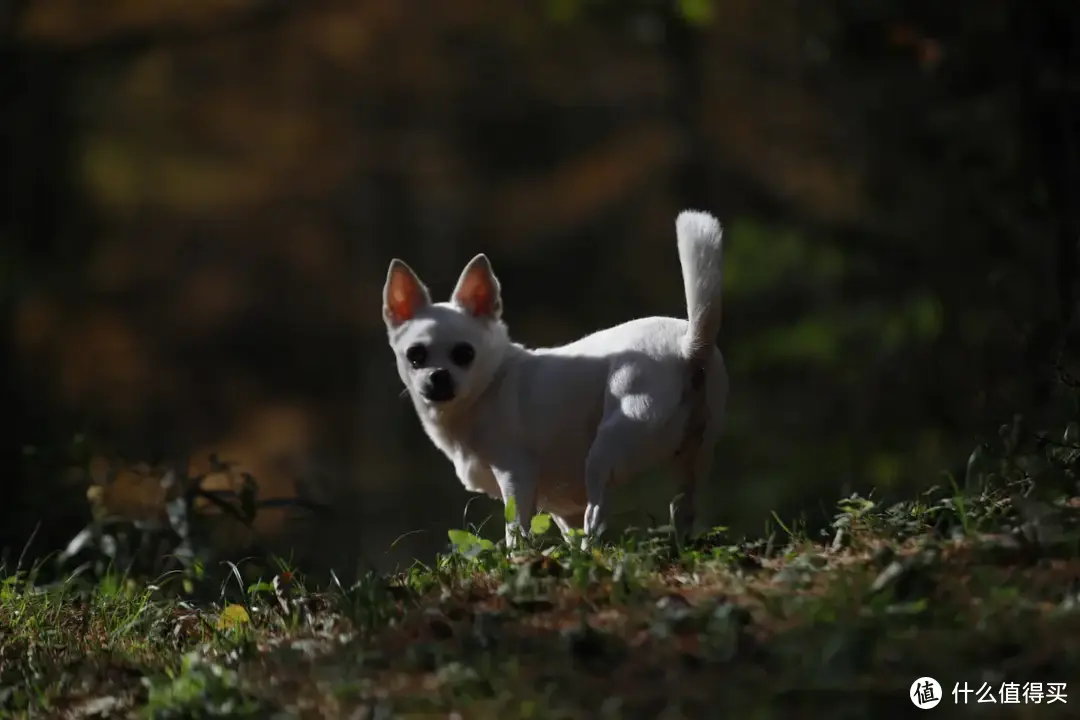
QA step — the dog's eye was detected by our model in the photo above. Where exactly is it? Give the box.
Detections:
[405,344,428,368]
[449,343,475,367]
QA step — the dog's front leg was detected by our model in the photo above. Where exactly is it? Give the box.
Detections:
[493,467,537,550]
[552,512,587,551]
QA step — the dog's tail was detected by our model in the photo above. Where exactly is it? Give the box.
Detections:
[676,210,724,363]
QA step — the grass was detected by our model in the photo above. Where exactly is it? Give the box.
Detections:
[2,485,1080,719]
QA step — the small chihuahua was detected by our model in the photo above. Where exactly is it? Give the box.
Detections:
[382,210,728,547]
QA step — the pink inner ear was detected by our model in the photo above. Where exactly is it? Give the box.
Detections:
[387,271,424,324]
[388,289,415,324]
[458,272,494,317]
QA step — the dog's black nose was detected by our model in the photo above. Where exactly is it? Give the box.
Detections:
[422,368,455,402]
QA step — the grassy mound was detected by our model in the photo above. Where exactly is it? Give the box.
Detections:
[2,482,1079,718]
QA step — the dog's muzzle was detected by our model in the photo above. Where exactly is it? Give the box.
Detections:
[421,368,455,403]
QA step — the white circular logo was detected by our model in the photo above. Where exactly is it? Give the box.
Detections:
[910,677,942,709]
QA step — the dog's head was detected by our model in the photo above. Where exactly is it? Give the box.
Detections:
[382,254,510,415]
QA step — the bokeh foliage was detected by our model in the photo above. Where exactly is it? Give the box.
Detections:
[1,0,1078,574]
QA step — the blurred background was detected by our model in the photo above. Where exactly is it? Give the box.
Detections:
[2,0,1078,579]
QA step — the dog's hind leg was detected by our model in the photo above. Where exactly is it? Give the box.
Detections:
[584,360,692,543]
[672,440,715,541]
[671,363,714,541]
[581,434,612,541]
[582,417,656,542]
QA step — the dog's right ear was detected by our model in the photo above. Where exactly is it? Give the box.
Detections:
[383,259,431,328]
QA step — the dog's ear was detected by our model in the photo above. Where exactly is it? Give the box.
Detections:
[451,254,502,321]
[383,259,431,328]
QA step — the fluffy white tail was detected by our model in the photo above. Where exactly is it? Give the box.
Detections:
[676,210,724,363]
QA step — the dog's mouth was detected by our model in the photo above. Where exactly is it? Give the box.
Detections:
[421,389,455,404]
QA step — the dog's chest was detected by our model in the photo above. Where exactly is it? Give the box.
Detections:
[453,455,500,497]
[421,420,501,499]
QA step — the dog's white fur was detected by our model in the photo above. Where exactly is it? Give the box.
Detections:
[382,210,728,547]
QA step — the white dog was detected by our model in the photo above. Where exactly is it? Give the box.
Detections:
[382,210,728,548]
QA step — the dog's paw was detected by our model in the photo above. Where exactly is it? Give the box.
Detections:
[504,522,528,552]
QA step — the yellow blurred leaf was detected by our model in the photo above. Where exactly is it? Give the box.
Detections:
[678,0,714,25]
[217,603,251,630]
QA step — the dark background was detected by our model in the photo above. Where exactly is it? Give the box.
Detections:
[2,0,1078,577]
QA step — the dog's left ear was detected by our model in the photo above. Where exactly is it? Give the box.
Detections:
[452,254,502,321]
